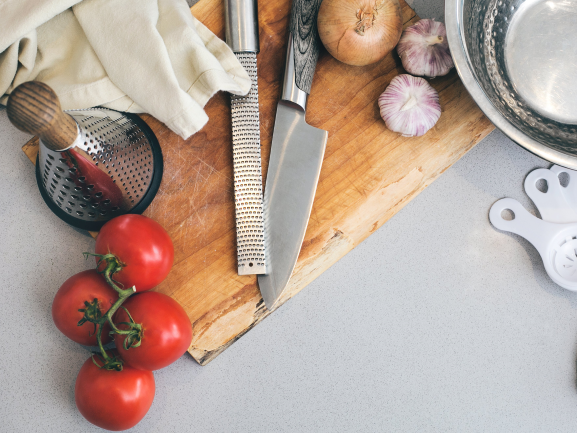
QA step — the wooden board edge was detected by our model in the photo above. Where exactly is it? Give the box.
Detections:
[23,138,39,165]
[187,119,495,365]
[188,299,270,365]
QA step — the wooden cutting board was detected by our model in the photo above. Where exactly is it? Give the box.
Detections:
[24,0,494,365]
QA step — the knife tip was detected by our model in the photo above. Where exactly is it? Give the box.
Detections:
[257,274,283,312]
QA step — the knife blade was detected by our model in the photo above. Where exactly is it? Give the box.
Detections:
[225,0,267,275]
[258,0,327,310]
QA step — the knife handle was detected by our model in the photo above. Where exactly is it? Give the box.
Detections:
[281,0,323,110]
[225,0,259,53]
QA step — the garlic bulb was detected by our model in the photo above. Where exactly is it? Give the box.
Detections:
[396,19,454,78]
[378,74,441,137]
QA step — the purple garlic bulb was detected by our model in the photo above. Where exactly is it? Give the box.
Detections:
[396,19,454,78]
[378,74,441,137]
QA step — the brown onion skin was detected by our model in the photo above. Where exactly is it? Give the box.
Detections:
[318,0,403,66]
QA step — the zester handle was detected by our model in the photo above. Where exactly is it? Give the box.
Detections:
[225,0,259,53]
[281,0,323,110]
[7,81,78,152]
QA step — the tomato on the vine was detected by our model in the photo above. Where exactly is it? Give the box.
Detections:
[95,215,174,292]
[75,353,155,431]
[114,291,192,371]
[52,270,117,346]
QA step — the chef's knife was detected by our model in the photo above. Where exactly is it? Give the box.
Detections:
[225,0,267,275]
[258,0,328,310]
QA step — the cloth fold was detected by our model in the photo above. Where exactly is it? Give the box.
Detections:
[0,0,251,139]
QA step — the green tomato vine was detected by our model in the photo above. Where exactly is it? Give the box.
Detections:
[79,253,143,371]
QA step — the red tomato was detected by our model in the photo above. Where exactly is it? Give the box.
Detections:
[114,292,192,371]
[52,270,117,346]
[75,353,155,431]
[95,215,174,292]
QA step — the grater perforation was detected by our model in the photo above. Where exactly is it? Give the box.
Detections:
[230,53,266,275]
[38,107,161,228]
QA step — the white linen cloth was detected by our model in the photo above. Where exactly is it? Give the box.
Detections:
[0,0,251,139]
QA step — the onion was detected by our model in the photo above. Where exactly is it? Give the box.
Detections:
[317,0,403,66]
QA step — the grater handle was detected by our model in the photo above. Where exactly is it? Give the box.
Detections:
[224,0,259,53]
[7,81,78,152]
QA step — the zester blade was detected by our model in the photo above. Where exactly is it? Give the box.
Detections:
[231,53,266,275]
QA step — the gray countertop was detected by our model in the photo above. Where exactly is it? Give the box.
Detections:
[2,1,577,431]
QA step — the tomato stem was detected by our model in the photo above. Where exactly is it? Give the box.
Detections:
[115,307,143,349]
[103,287,136,335]
[82,252,139,371]
[77,298,103,336]
[84,252,129,295]
[95,321,111,363]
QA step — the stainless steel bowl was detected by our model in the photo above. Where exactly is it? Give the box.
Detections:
[446,0,577,168]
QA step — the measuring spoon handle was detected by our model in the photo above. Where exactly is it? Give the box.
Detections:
[550,165,577,209]
[524,168,577,223]
[489,198,559,255]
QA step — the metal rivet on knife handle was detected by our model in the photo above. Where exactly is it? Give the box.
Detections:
[225,0,267,275]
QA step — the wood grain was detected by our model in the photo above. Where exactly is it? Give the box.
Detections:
[23,0,494,365]
[290,0,323,93]
[8,81,77,151]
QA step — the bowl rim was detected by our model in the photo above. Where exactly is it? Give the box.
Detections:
[445,0,577,170]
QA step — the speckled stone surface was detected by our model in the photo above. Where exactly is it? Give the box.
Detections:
[408,0,445,21]
[2,1,577,431]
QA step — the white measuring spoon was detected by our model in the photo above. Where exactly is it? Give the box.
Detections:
[550,165,577,210]
[490,198,577,291]
[524,168,577,223]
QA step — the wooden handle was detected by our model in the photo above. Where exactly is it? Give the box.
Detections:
[289,0,322,94]
[7,81,78,151]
